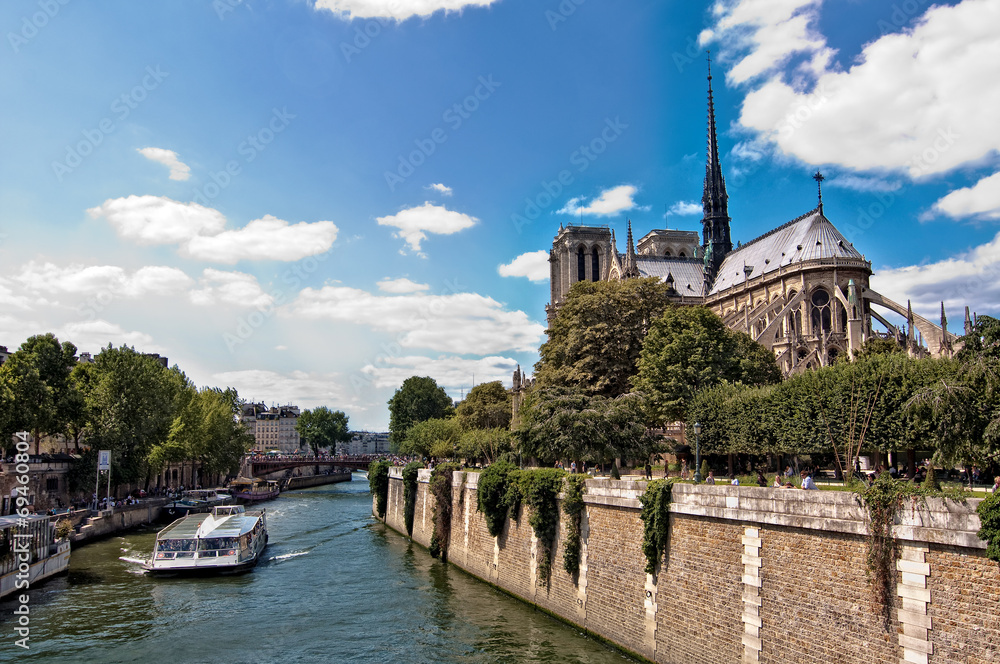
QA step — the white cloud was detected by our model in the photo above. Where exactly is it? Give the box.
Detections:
[360,355,518,390]
[14,262,193,299]
[668,201,702,216]
[185,215,338,264]
[709,0,1000,180]
[827,175,902,193]
[55,320,159,353]
[88,196,338,263]
[376,202,477,255]
[498,250,549,282]
[313,0,498,21]
[88,195,226,245]
[137,147,191,181]
[376,277,430,293]
[0,277,42,310]
[427,183,453,196]
[558,185,643,217]
[931,171,1000,221]
[210,369,348,410]
[288,286,545,354]
[190,269,274,309]
[872,230,1000,320]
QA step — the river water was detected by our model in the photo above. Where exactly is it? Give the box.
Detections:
[1,474,635,663]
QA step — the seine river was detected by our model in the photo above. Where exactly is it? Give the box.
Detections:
[1,474,635,663]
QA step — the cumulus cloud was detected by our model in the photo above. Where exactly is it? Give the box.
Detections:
[88,195,226,245]
[376,277,430,293]
[427,183,453,196]
[14,262,193,299]
[498,250,549,282]
[827,175,902,193]
[313,0,498,21]
[190,269,274,309]
[288,286,545,354]
[558,185,644,217]
[872,230,1000,320]
[931,171,1000,221]
[668,201,702,216]
[137,147,191,181]
[210,369,349,410]
[88,196,337,263]
[185,215,338,264]
[360,355,518,390]
[376,202,477,255]
[55,320,159,353]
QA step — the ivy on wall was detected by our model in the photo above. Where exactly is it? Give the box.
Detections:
[505,468,565,585]
[639,479,675,575]
[477,459,517,537]
[402,461,424,537]
[429,462,461,560]
[562,474,587,578]
[368,459,391,519]
[976,491,1000,563]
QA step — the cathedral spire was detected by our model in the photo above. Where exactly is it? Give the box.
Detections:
[624,219,639,278]
[813,171,825,213]
[702,51,732,282]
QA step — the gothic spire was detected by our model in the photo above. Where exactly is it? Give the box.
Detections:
[813,171,825,213]
[965,305,973,336]
[701,51,732,282]
[624,219,639,278]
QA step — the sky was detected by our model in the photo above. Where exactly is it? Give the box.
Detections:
[1,0,998,431]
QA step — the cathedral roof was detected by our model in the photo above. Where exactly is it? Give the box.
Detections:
[708,208,866,295]
[636,257,706,296]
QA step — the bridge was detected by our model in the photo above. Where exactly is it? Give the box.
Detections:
[248,456,376,475]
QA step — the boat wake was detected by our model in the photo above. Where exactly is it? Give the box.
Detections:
[269,551,308,562]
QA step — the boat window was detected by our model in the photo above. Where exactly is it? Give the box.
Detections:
[158,539,196,552]
[199,538,239,550]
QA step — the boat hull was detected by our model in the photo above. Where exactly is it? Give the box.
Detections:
[0,540,71,600]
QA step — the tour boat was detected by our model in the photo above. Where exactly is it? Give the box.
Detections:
[145,504,268,576]
[228,477,280,503]
[0,514,71,599]
[158,489,233,523]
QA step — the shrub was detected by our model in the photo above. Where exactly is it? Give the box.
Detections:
[477,460,517,537]
[977,491,1000,563]
[368,459,391,519]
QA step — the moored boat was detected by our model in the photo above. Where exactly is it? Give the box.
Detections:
[144,504,268,576]
[157,488,234,523]
[228,477,280,503]
[1,514,71,600]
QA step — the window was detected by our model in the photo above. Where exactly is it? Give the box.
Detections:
[810,288,832,334]
[591,247,600,281]
[577,246,586,281]
[46,478,59,492]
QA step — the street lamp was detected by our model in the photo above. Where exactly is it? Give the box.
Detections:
[693,422,702,483]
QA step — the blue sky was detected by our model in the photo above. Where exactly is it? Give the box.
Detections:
[1,0,998,430]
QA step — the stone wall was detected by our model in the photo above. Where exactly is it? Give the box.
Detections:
[377,471,1000,664]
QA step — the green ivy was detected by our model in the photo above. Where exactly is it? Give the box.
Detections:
[429,463,461,560]
[977,491,1000,563]
[639,479,676,575]
[477,459,517,537]
[368,459,391,519]
[858,472,914,629]
[562,474,588,577]
[505,468,565,585]
[402,461,424,537]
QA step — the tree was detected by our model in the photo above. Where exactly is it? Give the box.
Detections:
[456,381,511,430]
[634,306,781,425]
[296,406,351,456]
[535,278,676,397]
[854,336,905,360]
[387,376,454,449]
[400,417,462,459]
[457,427,513,465]
[2,334,78,454]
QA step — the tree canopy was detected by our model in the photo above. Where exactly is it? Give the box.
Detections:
[400,417,462,458]
[535,278,676,397]
[456,381,511,430]
[296,406,351,456]
[387,376,454,449]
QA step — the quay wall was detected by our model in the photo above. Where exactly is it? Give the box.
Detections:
[284,471,352,490]
[377,469,1000,664]
[69,499,167,545]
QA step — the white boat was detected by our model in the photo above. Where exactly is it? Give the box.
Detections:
[0,514,71,600]
[144,504,268,576]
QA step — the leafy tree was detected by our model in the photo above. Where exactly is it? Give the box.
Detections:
[387,376,454,449]
[456,381,511,430]
[535,278,676,397]
[457,427,513,465]
[400,417,462,459]
[634,306,781,425]
[295,406,351,456]
[854,336,905,359]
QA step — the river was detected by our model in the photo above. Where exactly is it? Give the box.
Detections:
[1,474,636,663]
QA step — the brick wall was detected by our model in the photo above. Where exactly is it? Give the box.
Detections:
[379,472,999,664]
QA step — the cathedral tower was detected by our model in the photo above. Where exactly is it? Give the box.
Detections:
[701,54,733,285]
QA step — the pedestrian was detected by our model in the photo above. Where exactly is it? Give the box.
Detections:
[800,469,818,490]
[570,461,577,474]
[993,476,1000,494]
[705,471,715,485]
[644,462,652,480]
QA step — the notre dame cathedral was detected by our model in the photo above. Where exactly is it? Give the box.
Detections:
[544,65,963,376]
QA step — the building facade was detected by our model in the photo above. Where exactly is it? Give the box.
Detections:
[337,431,390,456]
[241,403,303,454]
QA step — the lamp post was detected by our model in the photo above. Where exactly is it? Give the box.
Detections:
[693,422,702,483]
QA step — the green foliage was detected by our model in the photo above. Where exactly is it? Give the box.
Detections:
[858,472,917,628]
[515,386,658,466]
[402,461,423,537]
[401,417,462,459]
[976,492,1000,563]
[477,460,516,537]
[295,406,351,456]
[854,336,905,359]
[456,381,511,430]
[610,462,621,480]
[429,462,461,560]
[921,465,941,492]
[634,306,780,425]
[387,376,454,450]
[699,459,710,480]
[536,278,676,397]
[639,479,676,575]
[457,427,513,466]
[368,459,391,519]
[504,468,565,585]
[562,474,588,577]
[55,519,73,540]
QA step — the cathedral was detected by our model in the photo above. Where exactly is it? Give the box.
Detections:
[545,64,961,376]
